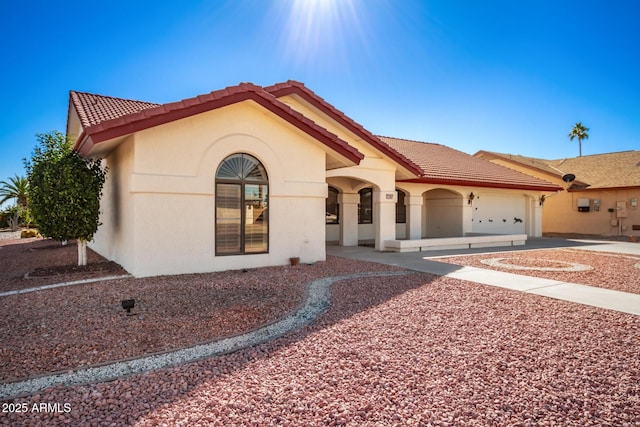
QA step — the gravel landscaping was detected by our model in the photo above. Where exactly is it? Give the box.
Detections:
[0,235,128,293]
[435,248,640,295]
[1,234,639,426]
[0,238,405,384]
[2,274,639,426]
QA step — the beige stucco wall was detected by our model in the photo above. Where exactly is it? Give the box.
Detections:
[395,183,543,238]
[544,188,640,236]
[482,157,640,237]
[91,101,331,277]
[91,137,137,273]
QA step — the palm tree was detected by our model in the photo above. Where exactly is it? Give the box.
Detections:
[568,122,589,157]
[0,175,29,208]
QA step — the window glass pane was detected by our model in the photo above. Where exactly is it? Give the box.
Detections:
[396,190,406,224]
[216,154,244,180]
[216,153,267,182]
[216,183,241,253]
[244,160,268,182]
[326,187,339,224]
[358,188,372,224]
[244,184,268,252]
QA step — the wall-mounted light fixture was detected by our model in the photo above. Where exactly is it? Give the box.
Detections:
[539,195,546,206]
[468,192,475,205]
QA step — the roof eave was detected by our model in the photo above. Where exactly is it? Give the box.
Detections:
[75,84,364,165]
[398,177,562,192]
[568,185,640,192]
[266,81,423,177]
[475,150,592,187]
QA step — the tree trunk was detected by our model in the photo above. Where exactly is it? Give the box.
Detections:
[77,239,88,266]
[8,211,20,232]
[579,138,582,157]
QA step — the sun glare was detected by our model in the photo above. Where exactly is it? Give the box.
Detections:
[279,0,368,69]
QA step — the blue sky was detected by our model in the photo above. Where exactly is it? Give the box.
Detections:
[1,0,639,189]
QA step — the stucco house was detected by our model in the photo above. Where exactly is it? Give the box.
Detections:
[66,80,560,276]
[475,150,640,238]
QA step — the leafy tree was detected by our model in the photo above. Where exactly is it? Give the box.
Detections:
[0,175,29,208]
[568,122,589,157]
[25,131,107,265]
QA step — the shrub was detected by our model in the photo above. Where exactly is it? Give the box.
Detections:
[21,229,40,238]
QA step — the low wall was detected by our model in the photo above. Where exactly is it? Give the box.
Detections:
[384,234,527,252]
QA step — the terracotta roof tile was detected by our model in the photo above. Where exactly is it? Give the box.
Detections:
[70,83,364,165]
[69,91,159,128]
[265,81,423,177]
[378,136,561,191]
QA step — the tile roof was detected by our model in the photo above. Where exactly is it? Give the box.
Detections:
[265,81,423,177]
[478,150,640,190]
[67,81,563,192]
[474,151,567,177]
[548,151,640,189]
[70,83,364,165]
[378,136,561,191]
[69,91,159,128]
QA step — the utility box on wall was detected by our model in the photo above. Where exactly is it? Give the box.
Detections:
[617,201,627,218]
[578,198,590,212]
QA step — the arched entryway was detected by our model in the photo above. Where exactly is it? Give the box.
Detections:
[325,173,397,250]
[325,181,380,246]
[423,188,464,237]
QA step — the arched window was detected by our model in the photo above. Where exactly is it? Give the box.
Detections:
[358,188,373,224]
[215,154,268,255]
[396,190,407,224]
[326,186,339,224]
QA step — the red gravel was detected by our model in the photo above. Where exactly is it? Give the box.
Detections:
[2,274,638,426]
[435,248,640,294]
[0,237,128,293]
[0,238,404,383]
[2,236,639,426]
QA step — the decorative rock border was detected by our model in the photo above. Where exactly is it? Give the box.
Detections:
[0,270,414,400]
[0,275,133,298]
[480,257,593,272]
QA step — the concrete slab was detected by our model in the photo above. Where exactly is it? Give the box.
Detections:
[446,267,565,292]
[327,240,640,316]
[527,283,640,316]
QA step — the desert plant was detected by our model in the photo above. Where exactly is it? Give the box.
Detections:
[20,229,40,238]
[4,205,21,232]
[0,175,28,208]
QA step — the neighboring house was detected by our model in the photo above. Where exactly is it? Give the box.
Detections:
[475,150,640,238]
[66,80,560,276]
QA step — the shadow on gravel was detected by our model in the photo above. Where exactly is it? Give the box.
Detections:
[1,265,442,425]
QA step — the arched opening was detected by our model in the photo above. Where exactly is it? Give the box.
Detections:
[215,153,268,255]
[423,188,463,237]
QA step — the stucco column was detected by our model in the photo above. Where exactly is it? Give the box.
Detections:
[462,200,474,236]
[338,193,359,246]
[532,200,543,237]
[406,195,423,240]
[373,190,397,251]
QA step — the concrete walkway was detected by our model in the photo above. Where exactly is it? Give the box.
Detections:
[327,237,640,316]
